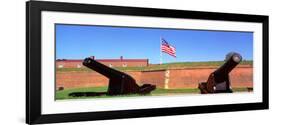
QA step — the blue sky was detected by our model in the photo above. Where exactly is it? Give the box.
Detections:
[56,24,253,64]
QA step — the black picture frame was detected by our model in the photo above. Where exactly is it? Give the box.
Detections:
[26,1,269,124]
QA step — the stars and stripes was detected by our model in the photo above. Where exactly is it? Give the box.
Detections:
[161,38,176,57]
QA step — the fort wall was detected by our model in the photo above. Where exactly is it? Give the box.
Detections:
[56,67,253,89]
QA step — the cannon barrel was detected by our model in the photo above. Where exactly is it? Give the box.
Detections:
[83,57,131,79]
[81,57,156,95]
[83,57,138,95]
[214,52,242,75]
[198,52,242,94]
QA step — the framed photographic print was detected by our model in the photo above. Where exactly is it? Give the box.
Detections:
[26,1,269,124]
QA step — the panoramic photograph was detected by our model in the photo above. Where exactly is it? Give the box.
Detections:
[55,24,253,100]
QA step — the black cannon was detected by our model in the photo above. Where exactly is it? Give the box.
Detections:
[198,52,242,94]
[69,57,156,97]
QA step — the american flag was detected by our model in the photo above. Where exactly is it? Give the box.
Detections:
[161,38,176,57]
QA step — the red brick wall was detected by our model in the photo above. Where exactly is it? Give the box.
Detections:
[140,70,165,88]
[169,69,212,88]
[168,67,253,88]
[228,67,253,87]
[56,71,109,88]
[56,67,253,89]
[56,71,143,89]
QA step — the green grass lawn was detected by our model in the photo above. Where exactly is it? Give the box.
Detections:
[57,60,253,72]
[55,86,251,100]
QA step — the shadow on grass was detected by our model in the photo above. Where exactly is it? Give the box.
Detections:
[55,86,251,100]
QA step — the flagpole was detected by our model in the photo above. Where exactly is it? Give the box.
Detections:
[160,36,162,65]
